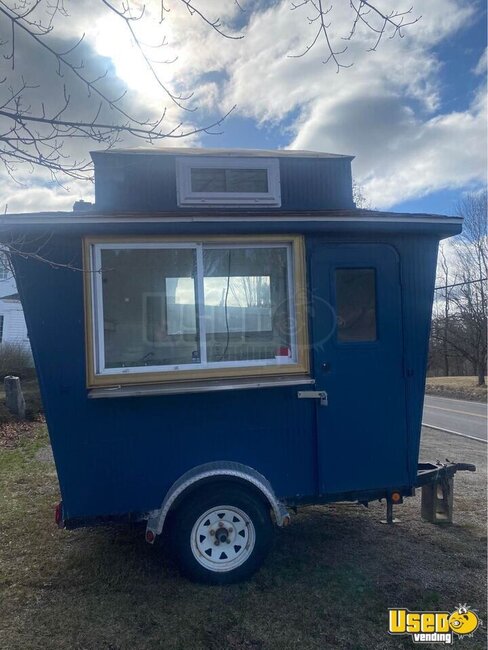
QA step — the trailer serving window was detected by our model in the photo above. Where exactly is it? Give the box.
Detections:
[84,236,308,387]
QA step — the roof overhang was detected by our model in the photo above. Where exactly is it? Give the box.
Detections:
[0,209,463,239]
[90,147,354,160]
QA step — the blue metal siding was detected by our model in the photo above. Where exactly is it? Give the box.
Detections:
[12,223,447,522]
[14,240,316,519]
[94,154,177,212]
[396,235,440,483]
[93,154,355,212]
[279,158,354,210]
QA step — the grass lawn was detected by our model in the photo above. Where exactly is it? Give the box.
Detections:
[426,376,487,402]
[0,424,486,650]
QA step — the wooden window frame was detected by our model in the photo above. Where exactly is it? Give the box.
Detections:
[176,157,281,206]
[84,235,309,388]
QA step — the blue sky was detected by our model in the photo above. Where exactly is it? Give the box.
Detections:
[394,7,487,214]
[0,0,486,214]
[197,2,487,215]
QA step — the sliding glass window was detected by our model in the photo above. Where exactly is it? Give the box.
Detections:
[86,237,307,386]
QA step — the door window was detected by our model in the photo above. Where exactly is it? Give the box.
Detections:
[335,268,377,342]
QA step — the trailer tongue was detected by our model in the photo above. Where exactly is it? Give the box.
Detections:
[415,461,476,525]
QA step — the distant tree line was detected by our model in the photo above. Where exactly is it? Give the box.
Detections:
[428,191,487,387]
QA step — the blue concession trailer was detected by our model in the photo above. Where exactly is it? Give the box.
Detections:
[3,148,475,583]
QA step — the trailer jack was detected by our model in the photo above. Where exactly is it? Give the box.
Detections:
[378,462,476,525]
[417,461,476,524]
[380,493,402,525]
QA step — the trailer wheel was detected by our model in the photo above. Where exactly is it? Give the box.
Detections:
[171,484,274,584]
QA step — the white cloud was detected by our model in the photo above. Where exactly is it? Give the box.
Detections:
[473,47,487,75]
[0,0,210,212]
[196,0,485,208]
[291,84,487,208]
[207,0,474,115]
[156,0,484,209]
[0,0,485,212]
[1,177,93,214]
[364,90,487,207]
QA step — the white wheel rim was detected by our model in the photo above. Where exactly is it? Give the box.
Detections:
[190,505,256,572]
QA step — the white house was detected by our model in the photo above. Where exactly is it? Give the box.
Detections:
[0,256,30,350]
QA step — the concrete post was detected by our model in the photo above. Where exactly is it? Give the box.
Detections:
[4,375,26,419]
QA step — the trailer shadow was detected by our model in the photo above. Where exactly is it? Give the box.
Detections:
[1,426,486,650]
[51,494,485,648]
[154,499,485,599]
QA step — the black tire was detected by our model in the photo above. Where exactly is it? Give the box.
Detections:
[171,483,274,584]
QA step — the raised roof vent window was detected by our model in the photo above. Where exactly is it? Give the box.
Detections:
[191,168,269,194]
[176,157,281,206]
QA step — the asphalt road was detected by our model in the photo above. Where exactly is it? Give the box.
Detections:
[423,394,487,442]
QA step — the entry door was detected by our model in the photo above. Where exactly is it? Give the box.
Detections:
[311,244,408,495]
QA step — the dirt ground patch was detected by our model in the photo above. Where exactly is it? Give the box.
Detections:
[426,376,487,402]
[0,415,44,448]
[0,426,486,650]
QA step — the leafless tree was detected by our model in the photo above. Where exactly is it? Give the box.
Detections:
[433,245,457,376]
[429,191,487,386]
[0,1,420,185]
[228,275,270,309]
[451,191,487,385]
[352,179,373,209]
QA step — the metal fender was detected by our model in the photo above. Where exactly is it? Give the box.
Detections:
[145,461,289,543]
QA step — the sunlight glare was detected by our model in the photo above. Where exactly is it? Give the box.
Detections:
[92,10,179,102]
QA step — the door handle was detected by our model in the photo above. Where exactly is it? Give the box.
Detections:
[297,390,328,406]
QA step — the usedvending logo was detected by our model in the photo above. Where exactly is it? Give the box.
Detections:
[389,605,481,644]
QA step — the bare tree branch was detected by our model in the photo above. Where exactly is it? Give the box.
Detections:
[289,0,420,71]
[0,1,243,182]
[429,191,487,385]
[0,1,420,184]
[347,1,421,52]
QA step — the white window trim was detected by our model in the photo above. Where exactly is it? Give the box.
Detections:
[90,241,297,379]
[176,157,281,206]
